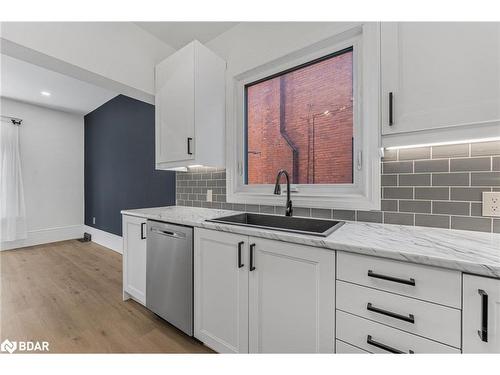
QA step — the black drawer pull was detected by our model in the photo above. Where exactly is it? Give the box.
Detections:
[366,335,413,354]
[249,243,256,271]
[187,137,193,155]
[478,289,488,342]
[237,241,244,268]
[140,223,146,239]
[388,92,394,126]
[367,270,415,286]
[367,303,415,324]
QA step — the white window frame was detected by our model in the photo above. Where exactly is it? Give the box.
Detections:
[226,23,381,211]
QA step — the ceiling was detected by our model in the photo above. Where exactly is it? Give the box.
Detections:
[1,54,117,115]
[135,22,238,49]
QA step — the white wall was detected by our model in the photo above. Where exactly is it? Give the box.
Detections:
[0,22,174,96]
[206,22,360,76]
[1,98,84,250]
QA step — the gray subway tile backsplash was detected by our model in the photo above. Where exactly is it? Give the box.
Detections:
[383,187,414,199]
[493,157,500,171]
[383,161,413,174]
[432,173,469,186]
[176,142,499,233]
[398,147,431,161]
[450,157,491,172]
[432,201,470,216]
[381,199,398,212]
[415,214,450,229]
[356,211,383,223]
[333,210,356,221]
[399,200,432,214]
[399,174,431,186]
[311,208,332,219]
[432,143,469,158]
[384,212,414,226]
[493,219,500,233]
[471,172,500,186]
[381,174,397,186]
[451,216,492,233]
[414,159,449,173]
[450,187,491,202]
[415,187,449,200]
[470,140,500,156]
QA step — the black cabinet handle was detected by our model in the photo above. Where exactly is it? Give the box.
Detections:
[249,243,256,271]
[237,241,244,268]
[367,270,415,286]
[140,223,146,240]
[366,335,413,354]
[367,303,415,324]
[187,137,193,155]
[478,289,488,342]
[388,92,394,126]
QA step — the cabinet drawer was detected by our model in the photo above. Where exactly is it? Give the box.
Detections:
[337,252,461,308]
[336,340,369,354]
[336,310,460,353]
[337,281,461,348]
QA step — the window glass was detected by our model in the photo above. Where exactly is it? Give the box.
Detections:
[245,47,353,185]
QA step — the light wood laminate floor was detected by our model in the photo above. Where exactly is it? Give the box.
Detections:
[0,240,212,353]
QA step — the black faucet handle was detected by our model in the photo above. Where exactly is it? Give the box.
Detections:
[286,200,293,217]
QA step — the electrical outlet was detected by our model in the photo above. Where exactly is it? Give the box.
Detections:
[482,192,500,217]
[92,217,96,225]
[206,189,213,202]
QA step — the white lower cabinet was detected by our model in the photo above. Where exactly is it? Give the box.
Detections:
[122,215,147,305]
[336,340,369,354]
[194,228,335,353]
[336,311,460,354]
[336,252,462,353]
[194,229,249,353]
[463,274,500,353]
[248,238,335,353]
[192,228,498,354]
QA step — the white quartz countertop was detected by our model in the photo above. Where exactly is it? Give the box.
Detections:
[121,206,500,278]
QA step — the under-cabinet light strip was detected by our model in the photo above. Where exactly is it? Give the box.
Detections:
[385,137,500,150]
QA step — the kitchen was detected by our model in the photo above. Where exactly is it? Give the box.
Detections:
[0,4,499,373]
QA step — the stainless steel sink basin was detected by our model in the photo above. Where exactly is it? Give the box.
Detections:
[206,213,344,237]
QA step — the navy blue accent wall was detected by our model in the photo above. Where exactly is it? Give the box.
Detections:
[84,95,175,236]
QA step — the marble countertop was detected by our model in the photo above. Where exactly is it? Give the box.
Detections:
[121,206,500,278]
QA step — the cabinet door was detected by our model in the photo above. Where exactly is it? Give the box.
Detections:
[155,42,195,164]
[463,274,500,353]
[248,238,335,353]
[122,215,147,305]
[381,22,500,136]
[194,229,249,353]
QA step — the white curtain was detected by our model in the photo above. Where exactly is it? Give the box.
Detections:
[0,119,27,242]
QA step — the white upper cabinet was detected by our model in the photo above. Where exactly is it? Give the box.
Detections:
[155,40,226,170]
[381,22,500,147]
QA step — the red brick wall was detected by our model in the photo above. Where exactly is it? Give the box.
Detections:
[247,50,353,184]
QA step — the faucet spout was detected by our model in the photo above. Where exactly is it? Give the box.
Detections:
[273,169,293,217]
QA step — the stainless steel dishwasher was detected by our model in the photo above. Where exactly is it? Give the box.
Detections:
[146,220,193,336]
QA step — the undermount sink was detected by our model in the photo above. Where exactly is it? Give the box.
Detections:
[206,213,344,237]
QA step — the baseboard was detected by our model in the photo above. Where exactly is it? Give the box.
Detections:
[83,225,123,254]
[0,225,84,251]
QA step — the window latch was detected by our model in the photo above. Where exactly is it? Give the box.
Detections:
[357,151,362,170]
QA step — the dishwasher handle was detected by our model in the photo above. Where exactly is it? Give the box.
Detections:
[150,227,186,239]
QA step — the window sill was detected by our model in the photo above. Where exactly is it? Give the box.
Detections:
[226,189,381,211]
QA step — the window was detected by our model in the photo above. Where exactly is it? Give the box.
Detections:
[227,24,381,210]
[245,48,354,185]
